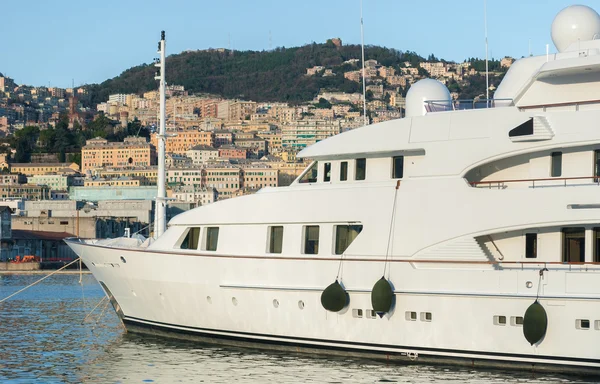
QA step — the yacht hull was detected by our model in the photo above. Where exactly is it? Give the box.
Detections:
[66,238,600,375]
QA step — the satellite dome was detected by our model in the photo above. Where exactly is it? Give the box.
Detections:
[405,79,451,118]
[551,5,600,52]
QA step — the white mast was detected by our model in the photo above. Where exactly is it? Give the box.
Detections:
[484,0,490,107]
[360,0,368,126]
[154,31,167,238]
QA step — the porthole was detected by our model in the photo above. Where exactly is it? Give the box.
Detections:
[577,319,590,330]
[352,309,363,318]
[298,300,305,310]
[405,311,417,321]
[232,297,238,306]
[493,315,506,326]
[511,316,524,326]
[525,281,533,289]
[420,312,432,322]
[273,299,279,308]
[120,256,126,263]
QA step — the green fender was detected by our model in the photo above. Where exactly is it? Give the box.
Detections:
[523,300,548,345]
[371,277,394,316]
[320,280,349,312]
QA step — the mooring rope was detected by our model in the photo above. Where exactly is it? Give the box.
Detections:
[0,258,81,303]
[383,180,401,279]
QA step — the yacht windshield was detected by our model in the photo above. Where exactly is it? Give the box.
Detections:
[298,162,318,184]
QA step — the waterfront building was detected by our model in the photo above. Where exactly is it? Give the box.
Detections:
[27,174,82,191]
[68,186,158,202]
[0,184,50,200]
[84,177,152,187]
[81,136,156,173]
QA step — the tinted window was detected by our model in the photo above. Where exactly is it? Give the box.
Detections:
[355,158,366,181]
[323,163,331,182]
[335,225,363,255]
[205,227,219,251]
[299,162,318,183]
[340,162,348,181]
[180,227,200,249]
[525,233,537,258]
[563,227,585,263]
[304,226,320,254]
[269,226,283,254]
[392,156,404,179]
[551,152,562,177]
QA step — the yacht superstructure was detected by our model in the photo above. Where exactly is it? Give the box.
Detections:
[67,5,600,373]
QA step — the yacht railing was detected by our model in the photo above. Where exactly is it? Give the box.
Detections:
[425,98,513,113]
[470,175,600,189]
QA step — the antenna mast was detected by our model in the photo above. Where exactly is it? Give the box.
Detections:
[154,31,167,238]
[360,0,368,126]
[484,0,489,107]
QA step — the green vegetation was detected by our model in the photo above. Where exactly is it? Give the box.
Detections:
[9,113,149,166]
[86,43,428,104]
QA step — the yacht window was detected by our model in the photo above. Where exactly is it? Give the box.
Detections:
[551,152,562,177]
[303,225,320,254]
[392,156,404,179]
[340,161,348,181]
[268,226,283,254]
[563,228,585,263]
[179,227,200,249]
[299,162,318,184]
[204,227,219,251]
[594,228,600,262]
[323,162,331,182]
[355,158,366,181]
[334,225,363,255]
[525,233,537,259]
[595,150,600,182]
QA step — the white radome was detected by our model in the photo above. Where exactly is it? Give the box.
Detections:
[405,78,451,117]
[551,4,600,52]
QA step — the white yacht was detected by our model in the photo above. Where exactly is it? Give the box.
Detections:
[67,5,600,374]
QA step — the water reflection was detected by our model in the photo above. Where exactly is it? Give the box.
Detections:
[0,274,596,383]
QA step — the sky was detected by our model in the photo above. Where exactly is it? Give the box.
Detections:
[0,0,597,88]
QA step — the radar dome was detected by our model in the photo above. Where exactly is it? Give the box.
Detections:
[405,79,451,118]
[551,5,600,52]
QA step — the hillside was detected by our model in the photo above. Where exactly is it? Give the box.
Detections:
[86,41,505,106]
[86,42,432,105]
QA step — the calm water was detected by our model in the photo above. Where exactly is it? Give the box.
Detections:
[0,274,596,383]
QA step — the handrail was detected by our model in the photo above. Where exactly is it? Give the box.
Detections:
[519,98,600,110]
[425,98,513,112]
[470,175,600,188]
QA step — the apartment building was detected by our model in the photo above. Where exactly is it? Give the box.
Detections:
[82,136,156,173]
[10,163,80,177]
[0,184,50,200]
[0,174,26,185]
[241,166,278,190]
[218,146,247,159]
[151,129,214,154]
[27,174,83,190]
[172,185,216,206]
[186,145,219,165]
[282,119,341,149]
[96,167,158,184]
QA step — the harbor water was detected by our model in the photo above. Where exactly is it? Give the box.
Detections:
[0,274,596,383]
